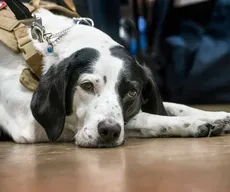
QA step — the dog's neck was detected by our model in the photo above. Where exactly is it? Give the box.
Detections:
[29,8,120,75]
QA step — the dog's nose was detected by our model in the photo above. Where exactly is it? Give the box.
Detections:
[98,119,121,142]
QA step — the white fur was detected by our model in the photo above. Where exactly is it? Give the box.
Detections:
[1,8,230,147]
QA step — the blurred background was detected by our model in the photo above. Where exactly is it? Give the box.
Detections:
[22,0,230,105]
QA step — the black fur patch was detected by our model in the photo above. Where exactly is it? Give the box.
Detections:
[184,123,190,128]
[110,45,167,122]
[110,46,143,121]
[103,75,107,84]
[160,127,167,133]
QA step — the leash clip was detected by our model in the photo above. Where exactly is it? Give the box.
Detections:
[31,16,46,43]
[29,16,95,53]
[73,17,94,27]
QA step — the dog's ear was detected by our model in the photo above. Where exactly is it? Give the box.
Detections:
[30,60,68,141]
[141,65,167,115]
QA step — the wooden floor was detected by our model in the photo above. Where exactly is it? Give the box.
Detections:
[1,136,230,192]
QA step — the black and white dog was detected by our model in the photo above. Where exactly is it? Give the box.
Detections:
[0,8,230,147]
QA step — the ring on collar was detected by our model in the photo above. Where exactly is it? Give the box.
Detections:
[73,17,94,27]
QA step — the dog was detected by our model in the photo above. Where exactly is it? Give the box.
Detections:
[1,8,230,148]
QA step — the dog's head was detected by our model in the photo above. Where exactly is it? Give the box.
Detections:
[30,45,165,147]
[29,15,165,147]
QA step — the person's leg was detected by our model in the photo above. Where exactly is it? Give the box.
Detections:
[72,0,90,17]
[88,0,121,43]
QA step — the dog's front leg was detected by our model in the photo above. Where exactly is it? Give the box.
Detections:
[163,102,230,132]
[125,112,230,138]
[163,102,229,117]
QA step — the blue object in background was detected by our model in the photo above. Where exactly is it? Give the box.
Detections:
[129,37,137,56]
[138,16,147,55]
[138,16,147,33]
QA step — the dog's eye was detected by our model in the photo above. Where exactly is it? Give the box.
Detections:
[80,82,94,92]
[127,89,137,98]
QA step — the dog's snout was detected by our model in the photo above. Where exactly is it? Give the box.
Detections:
[98,119,121,142]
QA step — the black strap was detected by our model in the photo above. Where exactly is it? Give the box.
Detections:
[4,0,33,20]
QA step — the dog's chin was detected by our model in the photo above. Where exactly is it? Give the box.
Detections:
[75,139,125,148]
[74,127,125,148]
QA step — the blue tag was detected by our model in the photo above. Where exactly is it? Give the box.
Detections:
[47,45,53,53]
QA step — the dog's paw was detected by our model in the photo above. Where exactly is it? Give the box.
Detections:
[218,115,230,134]
[194,123,213,137]
[195,116,230,137]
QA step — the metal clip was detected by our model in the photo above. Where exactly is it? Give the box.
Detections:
[30,16,46,43]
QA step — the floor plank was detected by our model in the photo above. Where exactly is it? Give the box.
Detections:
[1,136,230,192]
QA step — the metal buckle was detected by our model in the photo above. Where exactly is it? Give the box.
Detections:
[30,16,46,43]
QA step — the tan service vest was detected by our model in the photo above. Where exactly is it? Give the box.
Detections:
[0,0,80,91]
